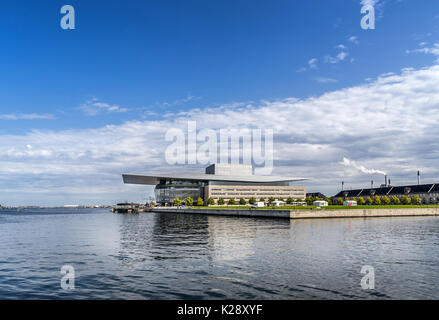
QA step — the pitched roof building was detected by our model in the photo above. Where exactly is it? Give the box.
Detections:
[333,183,439,204]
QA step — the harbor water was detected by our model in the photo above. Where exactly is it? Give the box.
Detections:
[0,208,438,299]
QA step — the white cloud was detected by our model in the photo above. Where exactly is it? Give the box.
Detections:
[361,0,379,6]
[0,113,55,120]
[79,98,128,116]
[324,56,339,64]
[315,77,338,83]
[324,56,338,64]
[3,64,439,204]
[296,59,318,72]
[348,36,359,45]
[300,42,352,71]
[161,95,200,107]
[337,51,349,61]
[413,33,433,41]
[325,47,349,65]
[308,58,318,69]
[406,43,439,57]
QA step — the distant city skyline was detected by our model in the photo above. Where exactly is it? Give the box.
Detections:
[1,0,439,206]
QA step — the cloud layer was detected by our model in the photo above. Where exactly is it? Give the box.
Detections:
[79,98,128,116]
[2,64,439,205]
[0,113,54,120]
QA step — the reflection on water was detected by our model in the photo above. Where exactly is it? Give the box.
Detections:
[118,213,213,264]
[0,208,439,299]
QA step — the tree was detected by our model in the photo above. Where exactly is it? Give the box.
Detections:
[412,195,421,205]
[365,196,373,205]
[357,197,366,205]
[373,195,381,205]
[278,197,285,202]
[185,197,193,206]
[296,198,303,203]
[173,197,181,207]
[259,197,265,203]
[286,197,293,204]
[268,197,275,204]
[401,195,411,205]
[196,197,204,206]
[382,196,390,205]
[249,197,256,205]
[337,197,343,205]
[391,195,400,205]
[218,198,225,205]
[228,198,236,205]
[324,197,332,205]
[306,197,314,206]
[239,198,246,205]
[207,197,215,206]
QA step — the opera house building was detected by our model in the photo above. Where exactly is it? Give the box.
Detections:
[123,163,307,205]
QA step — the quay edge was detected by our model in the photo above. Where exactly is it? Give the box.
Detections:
[150,208,439,220]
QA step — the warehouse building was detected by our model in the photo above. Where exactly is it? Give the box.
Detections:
[332,183,439,204]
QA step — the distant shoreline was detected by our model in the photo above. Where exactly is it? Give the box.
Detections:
[0,206,110,210]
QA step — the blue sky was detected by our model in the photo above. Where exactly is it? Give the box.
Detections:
[1,0,439,205]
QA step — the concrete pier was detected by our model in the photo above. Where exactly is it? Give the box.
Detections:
[151,207,439,220]
[152,208,291,219]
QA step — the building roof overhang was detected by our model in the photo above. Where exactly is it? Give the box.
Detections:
[122,173,309,185]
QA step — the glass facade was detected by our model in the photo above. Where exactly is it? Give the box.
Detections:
[155,179,205,204]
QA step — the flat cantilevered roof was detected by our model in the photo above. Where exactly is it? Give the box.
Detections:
[122,173,309,185]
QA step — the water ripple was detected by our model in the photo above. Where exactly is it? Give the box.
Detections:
[0,209,439,299]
